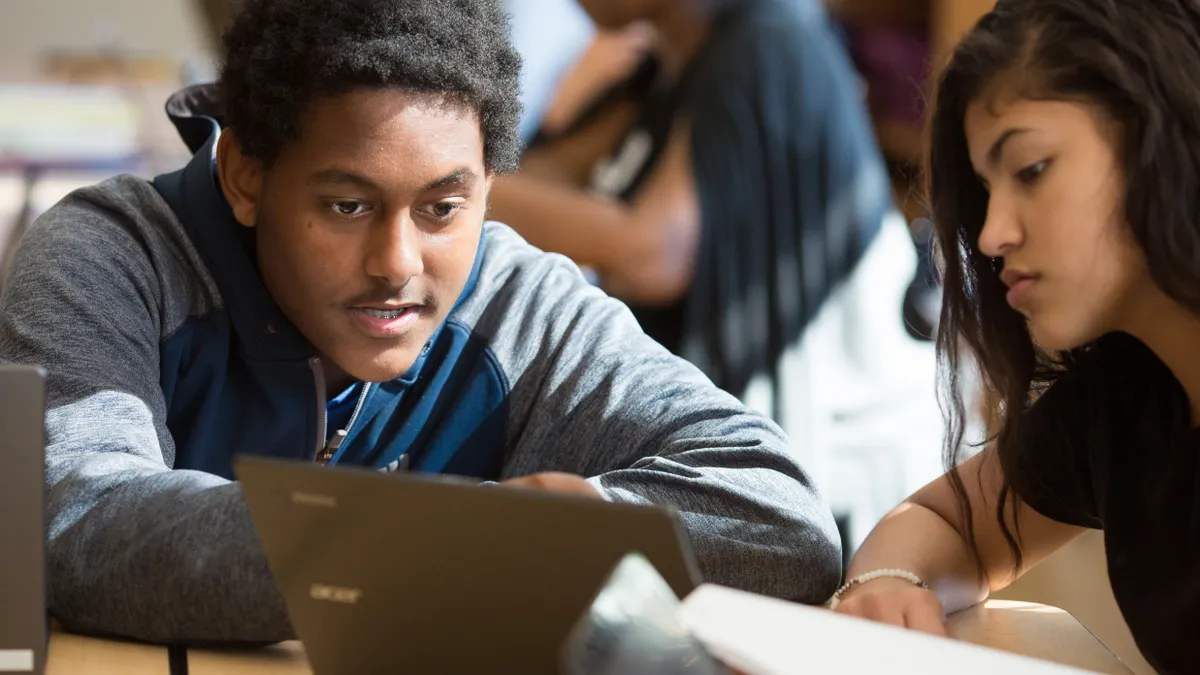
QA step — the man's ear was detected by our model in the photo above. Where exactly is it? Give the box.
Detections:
[216,131,263,228]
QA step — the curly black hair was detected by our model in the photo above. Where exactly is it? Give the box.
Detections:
[218,0,522,172]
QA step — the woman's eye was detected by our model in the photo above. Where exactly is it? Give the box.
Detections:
[1015,160,1050,185]
[329,201,371,217]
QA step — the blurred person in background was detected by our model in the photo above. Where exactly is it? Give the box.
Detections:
[489,0,944,552]
[835,2,1200,673]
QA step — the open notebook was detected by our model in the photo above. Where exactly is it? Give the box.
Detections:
[562,554,1101,675]
[679,585,1098,675]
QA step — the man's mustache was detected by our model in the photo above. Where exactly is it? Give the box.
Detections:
[345,284,437,310]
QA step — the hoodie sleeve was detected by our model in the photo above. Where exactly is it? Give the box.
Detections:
[0,179,292,644]
[469,224,843,604]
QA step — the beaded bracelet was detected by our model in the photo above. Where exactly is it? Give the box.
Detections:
[828,569,929,610]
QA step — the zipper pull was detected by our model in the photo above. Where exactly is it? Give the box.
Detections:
[317,429,348,464]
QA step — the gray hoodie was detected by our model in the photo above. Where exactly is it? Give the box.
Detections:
[0,101,840,645]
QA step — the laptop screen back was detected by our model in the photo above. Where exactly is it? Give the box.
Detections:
[236,456,701,675]
[0,366,46,674]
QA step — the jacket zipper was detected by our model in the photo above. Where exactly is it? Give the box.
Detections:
[317,381,372,464]
[310,357,327,462]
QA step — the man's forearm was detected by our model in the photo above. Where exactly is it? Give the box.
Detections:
[48,468,291,644]
[592,463,842,604]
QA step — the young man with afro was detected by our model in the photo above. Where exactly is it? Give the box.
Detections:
[0,0,841,644]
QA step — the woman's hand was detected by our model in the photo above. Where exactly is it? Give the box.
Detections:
[833,577,949,636]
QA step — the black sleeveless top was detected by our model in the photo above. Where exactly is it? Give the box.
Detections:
[583,56,686,355]
[536,0,892,405]
[1014,332,1200,675]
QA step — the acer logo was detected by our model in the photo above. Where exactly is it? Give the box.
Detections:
[290,491,337,508]
[309,584,363,604]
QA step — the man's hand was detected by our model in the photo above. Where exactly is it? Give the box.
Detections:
[501,472,602,498]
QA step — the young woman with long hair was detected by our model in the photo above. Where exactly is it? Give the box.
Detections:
[834,2,1200,672]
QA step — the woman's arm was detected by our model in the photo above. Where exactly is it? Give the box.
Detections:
[489,122,700,306]
[537,24,656,137]
[837,447,1086,632]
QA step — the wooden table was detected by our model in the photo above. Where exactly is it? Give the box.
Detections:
[45,634,310,675]
[45,600,1129,674]
[947,601,1130,674]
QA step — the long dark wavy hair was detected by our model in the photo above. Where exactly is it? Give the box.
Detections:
[929,0,1200,568]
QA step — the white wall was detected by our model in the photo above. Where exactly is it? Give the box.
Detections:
[0,0,214,80]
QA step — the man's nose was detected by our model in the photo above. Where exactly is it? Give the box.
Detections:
[363,211,423,286]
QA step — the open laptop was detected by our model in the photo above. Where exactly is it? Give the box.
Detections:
[235,455,702,675]
[0,366,46,675]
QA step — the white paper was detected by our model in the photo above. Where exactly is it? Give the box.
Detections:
[0,649,33,672]
[679,585,1097,675]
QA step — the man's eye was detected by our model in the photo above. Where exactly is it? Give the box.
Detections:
[329,201,371,217]
[425,201,464,220]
